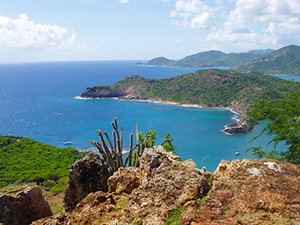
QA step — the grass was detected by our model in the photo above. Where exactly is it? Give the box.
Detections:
[52,205,64,214]
[165,207,186,225]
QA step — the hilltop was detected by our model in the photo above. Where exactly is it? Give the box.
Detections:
[135,56,175,66]
[81,69,291,115]
[135,49,273,68]
[171,49,272,67]
[235,45,300,74]
[135,44,300,75]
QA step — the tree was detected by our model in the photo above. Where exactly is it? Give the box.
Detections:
[246,80,300,164]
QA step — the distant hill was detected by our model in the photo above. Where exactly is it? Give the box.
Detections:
[235,45,300,75]
[81,69,292,115]
[171,50,273,67]
[136,49,273,68]
[135,57,175,66]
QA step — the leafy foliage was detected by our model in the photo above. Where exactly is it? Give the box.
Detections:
[246,81,300,164]
[0,135,84,187]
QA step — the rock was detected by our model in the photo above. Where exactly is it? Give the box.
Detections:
[31,212,76,225]
[33,191,118,225]
[108,167,142,194]
[31,148,300,225]
[63,152,112,212]
[0,185,52,225]
[127,146,209,223]
[196,158,300,224]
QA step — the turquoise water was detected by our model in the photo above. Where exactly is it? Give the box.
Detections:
[0,61,298,171]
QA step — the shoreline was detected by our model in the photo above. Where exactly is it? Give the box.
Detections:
[76,95,241,114]
[76,96,246,135]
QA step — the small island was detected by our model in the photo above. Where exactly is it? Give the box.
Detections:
[80,69,292,134]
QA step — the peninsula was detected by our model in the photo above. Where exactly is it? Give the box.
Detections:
[80,69,292,134]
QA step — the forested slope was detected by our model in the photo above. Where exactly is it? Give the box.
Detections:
[81,69,292,114]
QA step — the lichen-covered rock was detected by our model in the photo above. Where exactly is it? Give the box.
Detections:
[188,158,300,224]
[108,167,142,194]
[32,147,300,225]
[33,191,119,225]
[0,185,52,225]
[126,146,209,223]
[63,152,112,212]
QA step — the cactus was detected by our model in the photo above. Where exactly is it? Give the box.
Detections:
[90,117,174,172]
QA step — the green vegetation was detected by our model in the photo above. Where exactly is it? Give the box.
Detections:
[137,49,273,68]
[98,69,292,114]
[0,135,84,188]
[172,49,271,67]
[165,207,186,225]
[246,80,300,164]
[135,56,175,66]
[236,45,300,74]
[90,118,177,172]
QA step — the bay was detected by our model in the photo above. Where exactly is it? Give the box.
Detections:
[0,61,298,171]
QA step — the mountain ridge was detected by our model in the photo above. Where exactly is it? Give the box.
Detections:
[235,45,300,74]
[135,49,274,68]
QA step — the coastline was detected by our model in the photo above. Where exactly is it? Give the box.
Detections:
[76,96,248,135]
[76,95,241,113]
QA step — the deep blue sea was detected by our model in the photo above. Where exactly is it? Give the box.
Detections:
[0,61,298,171]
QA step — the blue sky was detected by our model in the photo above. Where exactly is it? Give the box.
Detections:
[0,0,300,63]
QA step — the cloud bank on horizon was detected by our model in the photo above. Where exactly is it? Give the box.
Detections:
[0,0,299,62]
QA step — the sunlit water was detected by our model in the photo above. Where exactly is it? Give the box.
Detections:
[0,61,298,171]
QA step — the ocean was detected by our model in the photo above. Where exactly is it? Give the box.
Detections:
[0,61,297,171]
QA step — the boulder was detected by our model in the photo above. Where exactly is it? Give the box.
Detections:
[126,146,209,224]
[190,158,300,224]
[32,191,119,225]
[63,152,112,212]
[108,167,142,194]
[0,185,52,225]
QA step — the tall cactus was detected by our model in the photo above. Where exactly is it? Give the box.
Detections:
[90,118,173,172]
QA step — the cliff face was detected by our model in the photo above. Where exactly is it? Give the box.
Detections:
[32,146,300,225]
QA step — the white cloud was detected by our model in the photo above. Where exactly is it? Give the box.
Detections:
[226,0,300,28]
[170,0,216,29]
[200,0,300,52]
[120,0,129,3]
[0,14,83,51]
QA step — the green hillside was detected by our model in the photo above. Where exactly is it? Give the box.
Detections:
[81,69,292,114]
[135,49,273,68]
[0,135,84,187]
[235,45,300,74]
[171,50,272,67]
[135,56,175,66]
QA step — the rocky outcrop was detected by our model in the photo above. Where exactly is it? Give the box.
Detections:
[80,85,126,98]
[222,115,254,135]
[108,167,142,194]
[106,146,209,224]
[33,147,300,224]
[183,158,300,224]
[63,152,112,212]
[0,185,52,225]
